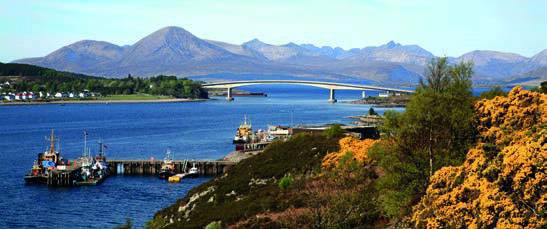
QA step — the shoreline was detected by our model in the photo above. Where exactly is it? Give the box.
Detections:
[1,98,207,106]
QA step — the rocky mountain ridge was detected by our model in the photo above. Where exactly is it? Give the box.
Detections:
[14,26,547,85]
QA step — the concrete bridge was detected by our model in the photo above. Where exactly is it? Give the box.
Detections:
[202,80,414,103]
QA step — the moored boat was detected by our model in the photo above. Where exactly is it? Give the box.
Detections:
[75,133,109,186]
[158,148,176,179]
[233,115,255,144]
[24,130,63,184]
[185,163,199,178]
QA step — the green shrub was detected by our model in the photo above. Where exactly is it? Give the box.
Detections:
[278,174,294,190]
[323,124,345,139]
[205,221,222,229]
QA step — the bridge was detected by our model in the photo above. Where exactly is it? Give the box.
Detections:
[202,80,414,103]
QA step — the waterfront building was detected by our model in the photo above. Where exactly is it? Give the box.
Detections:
[379,91,390,97]
[3,94,15,101]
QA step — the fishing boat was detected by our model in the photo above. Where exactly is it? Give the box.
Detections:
[92,141,109,179]
[185,163,199,178]
[24,130,61,184]
[159,148,176,179]
[233,115,255,144]
[75,133,108,186]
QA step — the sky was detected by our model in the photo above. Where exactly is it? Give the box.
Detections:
[0,0,546,62]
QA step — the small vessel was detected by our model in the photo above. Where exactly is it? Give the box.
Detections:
[159,148,176,179]
[168,175,181,183]
[24,130,61,184]
[92,141,109,179]
[233,115,255,144]
[75,133,109,186]
[185,163,199,178]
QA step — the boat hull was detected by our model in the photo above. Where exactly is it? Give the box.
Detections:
[184,172,199,179]
[158,170,175,179]
[24,175,47,184]
[233,139,247,144]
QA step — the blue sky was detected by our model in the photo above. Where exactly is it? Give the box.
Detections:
[0,0,545,62]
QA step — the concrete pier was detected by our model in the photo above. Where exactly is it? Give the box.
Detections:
[226,88,234,101]
[328,89,337,103]
[108,160,236,176]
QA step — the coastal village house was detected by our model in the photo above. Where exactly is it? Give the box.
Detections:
[379,91,390,98]
[2,90,95,101]
[54,92,67,98]
[3,94,15,101]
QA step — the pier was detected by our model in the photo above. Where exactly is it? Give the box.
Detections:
[108,160,236,176]
[32,160,235,187]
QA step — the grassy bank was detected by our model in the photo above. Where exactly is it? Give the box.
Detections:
[147,133,341,228]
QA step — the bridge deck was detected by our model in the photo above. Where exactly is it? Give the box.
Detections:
[203,80,414,93]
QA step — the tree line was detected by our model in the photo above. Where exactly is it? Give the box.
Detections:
[0,63,208,99]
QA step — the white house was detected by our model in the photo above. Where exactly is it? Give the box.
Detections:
[4,94,15,101]
[69,92,75,98]
[55,92,63,98]
[379,91,390,98]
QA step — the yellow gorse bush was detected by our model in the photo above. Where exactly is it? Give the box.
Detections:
[411,86,546,228]
[322,136,377,169]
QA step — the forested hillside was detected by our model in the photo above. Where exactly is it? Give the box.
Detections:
[0,63,208,99]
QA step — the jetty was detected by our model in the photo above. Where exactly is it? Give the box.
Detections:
[108,159,235,176]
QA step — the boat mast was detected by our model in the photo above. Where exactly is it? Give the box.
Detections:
[49,129,55,154]
[83,130,88,157]
[98,140,103,157]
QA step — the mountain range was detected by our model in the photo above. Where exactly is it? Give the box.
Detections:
[14,26,547,85]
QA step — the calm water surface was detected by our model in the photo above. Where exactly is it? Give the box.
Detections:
[1,85,402,228]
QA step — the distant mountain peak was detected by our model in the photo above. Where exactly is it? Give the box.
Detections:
[146,26,196,41]
[282,42,300,48]
[382,40,401,49]
[244,38,265,45]
[530,49,547,66]
[157,26,190,33]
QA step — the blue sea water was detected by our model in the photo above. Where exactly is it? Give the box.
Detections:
[0,85,401,228]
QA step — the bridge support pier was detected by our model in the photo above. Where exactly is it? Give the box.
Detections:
[226,88,234,101]
[328,89,337,103]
